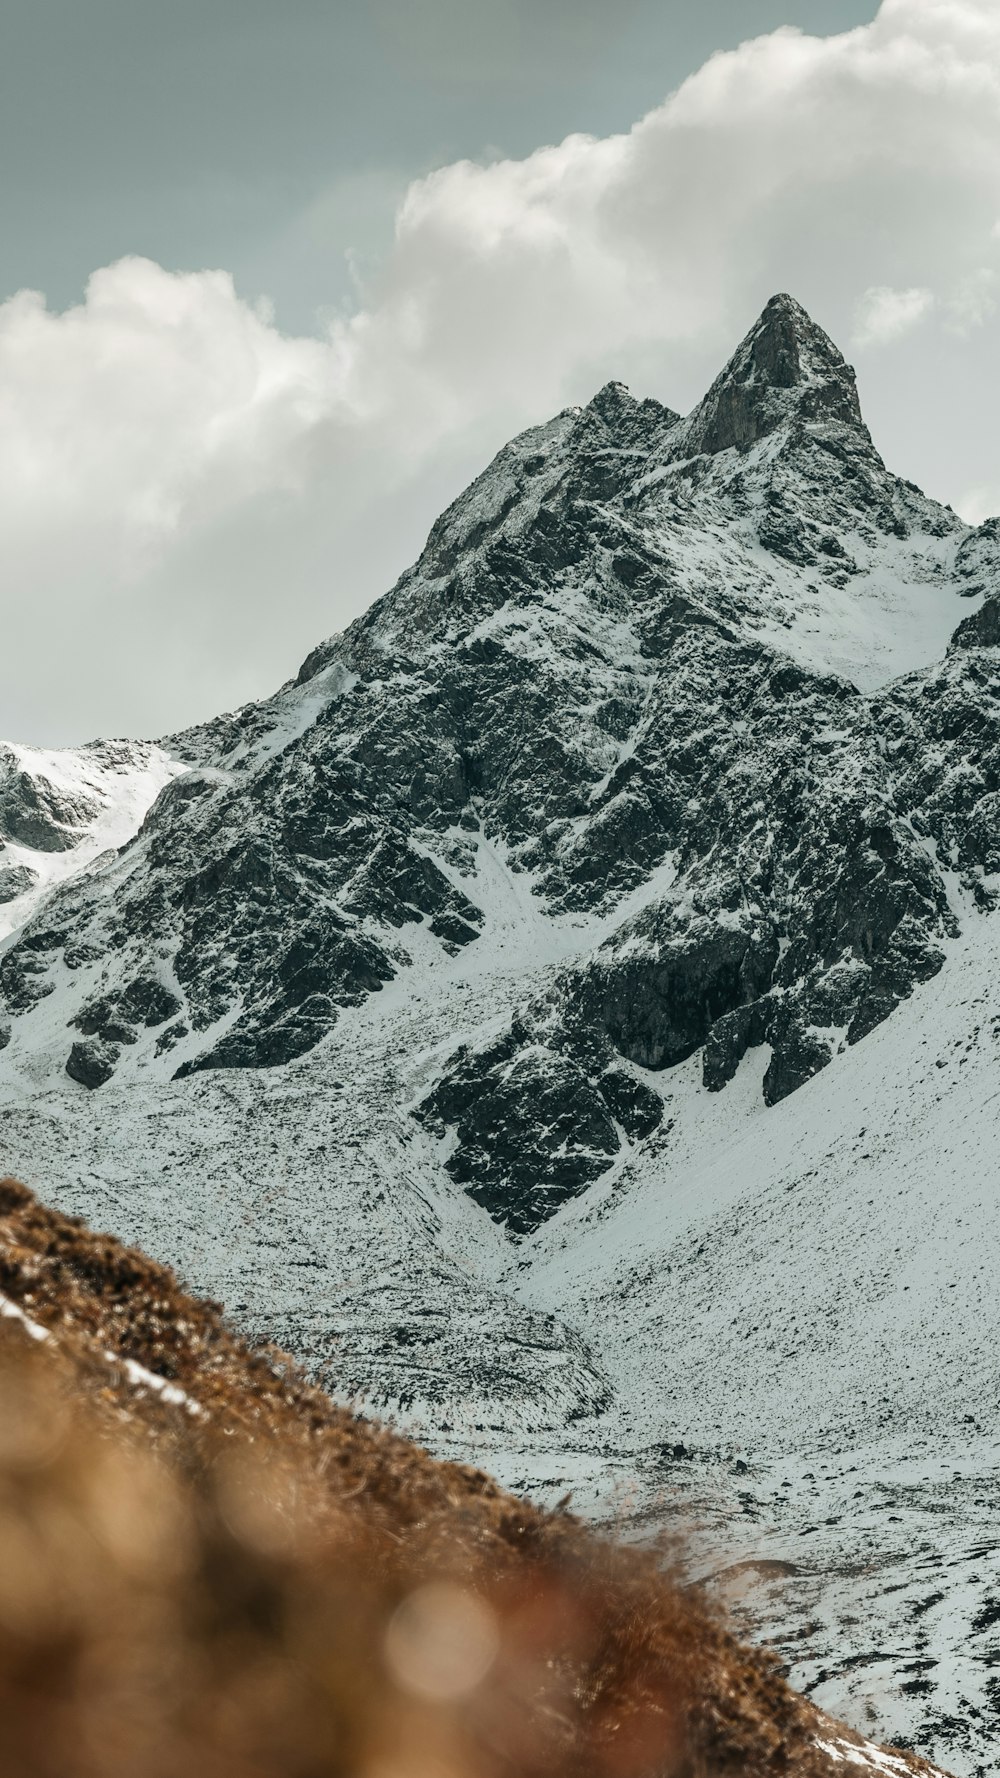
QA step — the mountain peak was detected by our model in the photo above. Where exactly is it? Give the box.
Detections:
[582,378,681,449]
[681,292,867,458]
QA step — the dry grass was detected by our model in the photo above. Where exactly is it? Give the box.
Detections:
[0,1178,944,1778]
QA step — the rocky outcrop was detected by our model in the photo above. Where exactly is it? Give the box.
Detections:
[679,292,868,458]
[877,612,1000,899]
[66,1037,119,1089]
[0,754,99,852]
[416,1017,664,1236]
[0,863,37,902]
[418,1033,622,1236]
[949,590,1000,650]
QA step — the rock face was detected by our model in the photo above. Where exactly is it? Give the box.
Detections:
[0,864,37,903]
[416,1025,662,1236]
[681,292,867,456]
[0,748,101,852]
[0,294,995,1246]
[66,1037,119,1090]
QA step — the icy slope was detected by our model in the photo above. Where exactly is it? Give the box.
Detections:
[0,738,183,941]
[512,896,1000,1773]
[520,884,1000,1458]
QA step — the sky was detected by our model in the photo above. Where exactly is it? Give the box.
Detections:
[3,0,1000,743]
[2,1,876,335]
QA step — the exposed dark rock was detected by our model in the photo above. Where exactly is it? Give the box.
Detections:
[597,1067,663,1140]
[119,978,183,1026]
[296,639,339,685]
[0,863,37,903]
[846,988,899,1046]
[416,1032,622,1237]
[155,1022,188,1056]
[66,1037,119,1090]
[953,516,1000,599]
[680,294,867,459]
[0,758,99,852]
[71,977,181,1049]
[580,908,780,1072]
[174,984,344,1076]
[703,1001,771,1093]
[877,639,1000,891]
[427,911,480,949]
[0,948,56,1012]
[761,1008,833,1106]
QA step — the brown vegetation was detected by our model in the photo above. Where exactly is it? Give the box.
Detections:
[0,1177,944,1778]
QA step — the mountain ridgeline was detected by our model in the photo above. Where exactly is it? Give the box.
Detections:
[1,294,998,1239]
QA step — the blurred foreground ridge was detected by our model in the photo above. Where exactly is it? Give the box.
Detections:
[0,1176,944,1778]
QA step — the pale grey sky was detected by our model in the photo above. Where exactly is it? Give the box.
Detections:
[2,1,876,332]
[4,0,1000,746]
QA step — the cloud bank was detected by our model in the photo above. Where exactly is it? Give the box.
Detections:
[853,285,936,347]
[2,0,1000,741]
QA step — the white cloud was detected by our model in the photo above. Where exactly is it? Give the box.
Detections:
[945,266,998,333]
[3,0,1000,741]
[956,483,1000,525]
[853,285,935,347]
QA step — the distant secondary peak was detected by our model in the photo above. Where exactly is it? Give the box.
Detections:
[588,380,634,419]
[582,380,681,450]
[682,293,868,458]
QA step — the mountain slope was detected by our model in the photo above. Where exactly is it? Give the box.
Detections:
[0,1177,942,1778]
[0,295,995,1769]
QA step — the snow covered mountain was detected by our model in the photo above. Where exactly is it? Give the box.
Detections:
[0,294,997,1771]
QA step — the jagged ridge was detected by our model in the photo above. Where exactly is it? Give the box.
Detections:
[0,294,996,1242]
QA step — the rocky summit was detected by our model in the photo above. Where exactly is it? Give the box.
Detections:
[0,295,998,1772]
